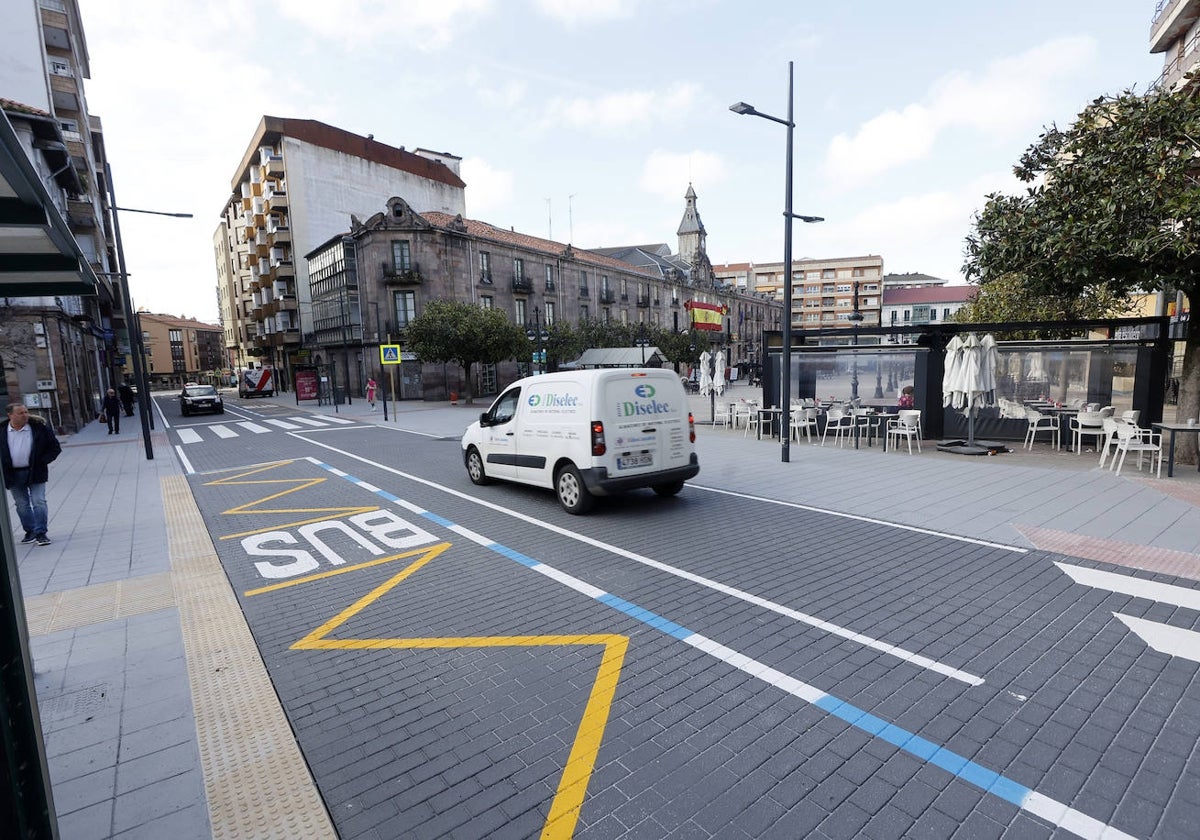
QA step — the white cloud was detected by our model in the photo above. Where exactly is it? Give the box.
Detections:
[461,158,516,216]
[532,0,635,27]
[278,0,494,50]
[548,83,699,131]
[640,150,727,202]
[823,36,1098,184]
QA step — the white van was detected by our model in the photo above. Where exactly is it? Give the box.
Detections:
[461,368,699,513]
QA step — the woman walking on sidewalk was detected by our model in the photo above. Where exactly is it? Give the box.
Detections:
[366,377,377,411]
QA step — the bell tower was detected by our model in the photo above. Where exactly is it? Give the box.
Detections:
[676,183,707,267]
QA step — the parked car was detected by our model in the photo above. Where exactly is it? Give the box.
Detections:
[180,384,224,416]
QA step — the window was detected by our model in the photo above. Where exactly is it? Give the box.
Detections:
[480,251,491,282]
[391,241,411,271]
[929,309,938,321]
[515,299,527,323]
[620,278,629,299]
[944,308,952,320]
[836,284,851,293]
[513,258,525,282]
[602,307,611,324]
[545,265,554,290]
[544,301,555,325]
[579,271,589,294]
[852,268,864,277]
[480,295,494,308]
[580,304,589,320]
[821,268,836,279]
[601,275,610,294]
[903,310,910,322]
[394,290,416,327]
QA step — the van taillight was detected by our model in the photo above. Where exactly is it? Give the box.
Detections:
[688,412,696,443]
[591,421,606,456]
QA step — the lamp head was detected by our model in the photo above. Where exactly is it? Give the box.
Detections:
[729,102,755,115]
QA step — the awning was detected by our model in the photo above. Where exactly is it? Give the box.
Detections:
[0,112,99,295]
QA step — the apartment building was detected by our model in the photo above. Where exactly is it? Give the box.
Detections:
[135,312,224,389]
[304,191,780,399]
[1150,0,1200,90]
[882,285,977,343]
[0,0,123,432]
[214,116,466,387]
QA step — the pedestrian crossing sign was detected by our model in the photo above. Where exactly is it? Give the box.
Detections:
[380,344,401,365]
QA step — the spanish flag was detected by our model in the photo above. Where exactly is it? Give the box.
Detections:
[685,300,727,332]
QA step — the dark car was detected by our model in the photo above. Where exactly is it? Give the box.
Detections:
[180,384,224,416]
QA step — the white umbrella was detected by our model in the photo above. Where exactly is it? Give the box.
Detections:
[944,332,997,446]
[713,351,726,397]
[698,351,713,396]
[942,335,966,408]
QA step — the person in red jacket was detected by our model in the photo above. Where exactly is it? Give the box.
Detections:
[2,403,62,546]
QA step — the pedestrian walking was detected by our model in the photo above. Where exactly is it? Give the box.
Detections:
[118,382,135,417]
[102,388,121,434]
[366,377,377,411]
[2,402,62,546]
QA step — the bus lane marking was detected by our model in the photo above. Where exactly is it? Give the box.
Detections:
[224,464,629,840]
[292,446,1137,840]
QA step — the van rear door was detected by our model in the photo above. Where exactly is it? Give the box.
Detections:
[601,372,691,479]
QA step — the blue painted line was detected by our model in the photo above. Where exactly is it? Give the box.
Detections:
[418,510,456,529]
[376,490,401,503]
[310,460,1045,820]
[597,594,693,641]
[342,473,362,484]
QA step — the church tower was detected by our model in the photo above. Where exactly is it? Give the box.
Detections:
[676,183,707,268]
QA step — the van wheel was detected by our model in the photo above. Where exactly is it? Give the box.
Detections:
[555,465,593,514]
[653,481,685,497]
[465,447,492,485]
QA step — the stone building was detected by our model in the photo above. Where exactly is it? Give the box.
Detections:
[304,189,779,400]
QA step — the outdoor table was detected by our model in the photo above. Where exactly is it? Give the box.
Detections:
[1152,422,1200,478]
[1039,406,1080,450]
[756,407,785,440]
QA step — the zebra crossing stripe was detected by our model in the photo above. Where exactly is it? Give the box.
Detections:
[210,424,238,439]
[238,422,270,434]
[264,419,301,430]
[177,428,202,444]
[291,417,330,427]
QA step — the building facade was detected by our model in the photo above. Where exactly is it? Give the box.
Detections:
[213,117,466,389]
[135,313,224,389]
[1151,0,1200,91]
[882,285,977,343]
[304,192,780,400]
[0,0,125,432]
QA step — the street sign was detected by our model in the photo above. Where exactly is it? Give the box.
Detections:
[380,344,401,365]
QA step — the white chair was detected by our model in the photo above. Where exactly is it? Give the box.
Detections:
[1023,407,1060,450]
[1121,409,1140,425]
[790,407,818,443]
[821,408,853,447]
[1069,411,1106,454]
[851,407,874,443]
[713,403,731,429]
[1099,406,1115,418]
[887,412,922,454]
[1097,417,1128,469]
[998,397,1026,420]
[734,399,755,430]
[1110,423,1162,478]
[743,405,763,438]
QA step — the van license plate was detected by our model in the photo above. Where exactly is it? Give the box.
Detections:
[617,453,652,469]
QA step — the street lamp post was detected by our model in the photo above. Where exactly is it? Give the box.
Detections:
[731,62,824,463]
[848,280,864,401]
[526,306,548,374]
[103,162,194,460]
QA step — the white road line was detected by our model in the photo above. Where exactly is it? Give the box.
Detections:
[177,428,202,444]
[264,419,302,430]
[237,422,271,434]
[296,449,983,685]
[1056,562,1200,611]
[291,417,330,427]
[174,445,194,474]
[1114,614,1200,662]
[321,416,356,424]
[210,424,238,439]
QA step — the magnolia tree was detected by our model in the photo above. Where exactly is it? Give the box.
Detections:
[964,81,1200,460]
[403,300,526,405]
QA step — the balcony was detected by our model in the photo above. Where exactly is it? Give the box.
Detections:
[511,275,533,293]
[479,270,493,285]
[599,290,615,304]
[579,287,589,298]
[382,261,423,284]
[262,154,284,178]
[544,280,556,293]
[636,295,651,308]
[268,226,291,248]
[264,186,288,210]
[262,299,281,318]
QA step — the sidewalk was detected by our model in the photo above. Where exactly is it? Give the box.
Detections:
[11,389,1200,838]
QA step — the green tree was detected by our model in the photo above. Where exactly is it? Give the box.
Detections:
[404,300,526,405]
[954,273,1132,338]
[964,82,1200,456]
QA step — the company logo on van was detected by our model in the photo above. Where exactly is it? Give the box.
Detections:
[633,384,656,399]
[528,393,580,408]
[617,394,672,417]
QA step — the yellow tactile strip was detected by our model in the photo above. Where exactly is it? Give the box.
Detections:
[1017,524,1200,583]
[25,573,176,636]
[162,474,337,840]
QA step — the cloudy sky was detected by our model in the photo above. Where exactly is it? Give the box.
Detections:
[78,1,1164,323]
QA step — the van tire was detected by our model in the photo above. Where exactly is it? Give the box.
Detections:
[465,447,492,485]
[555,464,593,514]
[653,481,685,497]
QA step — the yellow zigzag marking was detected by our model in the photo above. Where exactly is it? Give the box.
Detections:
[249,542,626,840]
[204,460,378,539]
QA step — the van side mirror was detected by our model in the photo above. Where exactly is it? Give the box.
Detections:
[478,412,491,428]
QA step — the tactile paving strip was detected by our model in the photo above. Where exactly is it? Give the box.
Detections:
[24,573,177,635]
[162,474,336,840]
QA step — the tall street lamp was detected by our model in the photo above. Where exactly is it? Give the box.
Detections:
[731,61,824,463]
[849,280,864,401]
[103,162,194,460]
[526,306,548,374]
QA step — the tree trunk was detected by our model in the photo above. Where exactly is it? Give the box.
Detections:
[462,361,474,406]
[1175,303,1200,465]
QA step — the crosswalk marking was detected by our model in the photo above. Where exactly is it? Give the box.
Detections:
[238,422,270,434]
[175,415,360,445]
[177,428,202,444]
[264,419,301,430]
[1114,614,1200,663]
[210,424,238,439]
[291,417,330,427]
[1055,562,1200,611]
[322,416,355,425]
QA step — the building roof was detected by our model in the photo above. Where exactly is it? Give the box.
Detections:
[138,312,222,331]
[419,212,660,278]
[590,244,689,280]
[883,272,949,287]
[882,286,977,305]
[574,347,665,368]
[231,116,466,191]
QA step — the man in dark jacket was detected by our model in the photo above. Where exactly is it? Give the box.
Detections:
[118,382,135,417]
[2,402,62,546]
